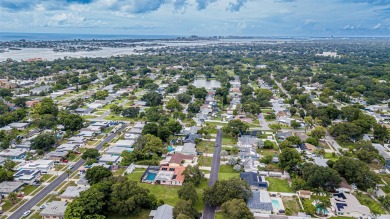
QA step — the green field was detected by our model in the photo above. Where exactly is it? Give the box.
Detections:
[198,156,213,167]
[266,177,294,193]
[196,140,215,153]
[355,193,385,214]
[218,165,240,180]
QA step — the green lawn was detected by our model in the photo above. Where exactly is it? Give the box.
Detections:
[266,177,294,193]
[82,115,98,119]
[104,114,135,121]
[381,174,390,185]
[218,165,240,180]
[215,212,228,219]
[196,140,215,153]
[355,193,385,214]
[282,196,302,215]
[40,174,53,182]
[127,170,208,211]
[22,185,39,195]
[324,152,339,161]
[55,164,65,171]
[222,137,237,145]
[108,210,150,219]
[197,156,213,167]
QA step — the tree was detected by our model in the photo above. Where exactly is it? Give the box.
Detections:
[109,180,158,215]
[142,123,159,136]
[31,133,56,151]
[141,92,163,107]
[166,98,183,112]
[64,187,106,219]
[203,178,251,207]
[182,165,204,186]
[310,126,326,139]
[166,120,182,135]
[221,199,254,219]
[305,137,318,146]
[58,111,84,131]
[301,163,342,191]
[82,148,100,160]
[173,200,201,219]
[94,90,109,100]
[187,102,201,113]
[333,157,380,190]
[8,192,18,204]
[374,124,389,142]
[222,120,249,137]
[291,120,301,129]
[122,107,140,118]
[14,97,28,107]
[34,98,58,116]
[279,148,302,172]
[86,166,112,185]
[269,123,282,132]
[289,107,297,116]
[177,93,192,104]
[178,183,198,204]
[110,105,123,114]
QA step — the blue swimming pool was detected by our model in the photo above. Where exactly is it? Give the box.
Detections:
[272,199,280,209]
[167,146,174,152]
[315,204,329,214]
[146,172,157,181]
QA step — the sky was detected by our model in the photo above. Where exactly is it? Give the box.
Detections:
[1,0,390,37]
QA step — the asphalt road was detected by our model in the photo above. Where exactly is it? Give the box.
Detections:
[258,113,270,130]
[8,124,126,219]
[270,74,291,99]
[202,129,223,219]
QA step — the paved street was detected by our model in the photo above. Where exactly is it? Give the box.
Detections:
[270,74,291,99]
[202,129,222,219]
[258,113,270,130]
[8,124,127,219]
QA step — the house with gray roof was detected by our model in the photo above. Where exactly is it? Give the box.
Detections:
[60,186,89,202]
[40,201,68,218]
[247,190,273,214]
[149,204,173,219]
[181,143,197,156]
[0,181,24,196]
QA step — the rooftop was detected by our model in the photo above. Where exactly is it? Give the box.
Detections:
[40,201,68,217]
[247,191,273,211]
[59,186,88,199]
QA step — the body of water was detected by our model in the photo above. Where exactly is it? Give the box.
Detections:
[0,32,180,41]
[192,79,221,89]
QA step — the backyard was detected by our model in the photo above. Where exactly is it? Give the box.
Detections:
[266,177,294,193]
[218,165,240,180]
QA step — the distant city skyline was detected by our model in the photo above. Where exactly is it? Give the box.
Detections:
[1,0,390,36]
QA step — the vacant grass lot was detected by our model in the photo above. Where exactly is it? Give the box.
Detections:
[266,177,294,193]
[218,165,240,180]
[355,192,385,214]
[22,185,38,195]
[198,156,213,167]
[196,140,215,153]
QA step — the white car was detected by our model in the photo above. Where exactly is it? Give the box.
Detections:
[40,204,46,209]
[23,210,31,217]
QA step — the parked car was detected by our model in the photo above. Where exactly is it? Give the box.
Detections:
[62,159,69,163]
[17,194,24,198]
[40,204,46,209]
[68,164,74,169]
[22,210,31,217]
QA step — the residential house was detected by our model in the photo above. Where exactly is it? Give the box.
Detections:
[238,135,262,148]
[276,131,293,141]
[373,144,390,170]
[298,190,312,199]
[124,133,140,140]
[106,146,133,156]
[113,140,135,148]
[30,85,51,95]
[0,148,26,160]
[0,181,24,196]
[59,186,89,202]
[149,204,173,219]
[21,159,54,173]
[160,153,195,167]
[242,157,261,173]
[247,190,273,214]
[40,201,68,219]
[183,134,201,144]
[180,143,197,156]
[238,147,259,159]
[13,169,41,185]
[240,172,268,190]
[301,143,317,154]
[155,165,185,186]
[44,151,68,162]
[75,108,94,115]
[8,122,29,130]
[98,154,121,164]
[331,192,370,218]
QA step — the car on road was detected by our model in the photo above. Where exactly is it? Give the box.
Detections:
[22,210,31,217]
[68,164,74,169]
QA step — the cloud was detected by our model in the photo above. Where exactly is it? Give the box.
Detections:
[196,0,218,10]
[373,23,382,29]
[173,0,188,11]
[227,0,247,12]
[0,0,35,11]
[343,0,390,6]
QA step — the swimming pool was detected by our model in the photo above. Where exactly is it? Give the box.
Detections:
[146,172,157,181]
[167,146,174,152]
[315,204,329,214]
[272,199,280,209]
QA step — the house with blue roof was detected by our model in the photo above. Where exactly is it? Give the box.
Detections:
[240,172,268,190]
[247,190,273,214]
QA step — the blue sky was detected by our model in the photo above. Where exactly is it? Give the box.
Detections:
[1,0,390,36]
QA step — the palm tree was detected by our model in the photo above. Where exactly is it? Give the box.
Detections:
[8,192,18,204]
[66,169,72,182]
